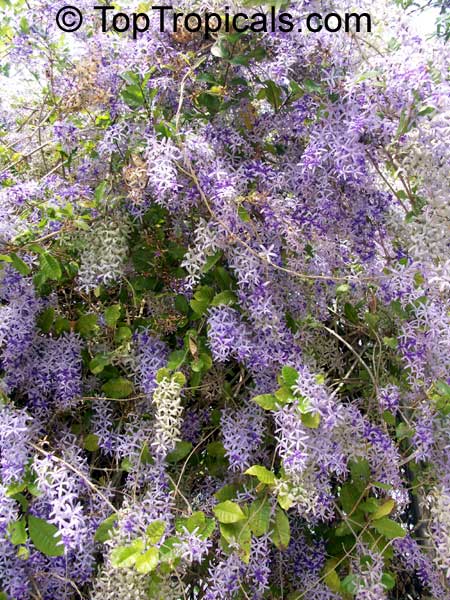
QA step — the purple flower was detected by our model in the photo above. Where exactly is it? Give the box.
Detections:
[378,384,400,413]
[134,329,168,398]
[221,401,265,471]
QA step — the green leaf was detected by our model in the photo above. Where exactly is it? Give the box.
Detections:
[275,387,294,405]
[301,411,321,428]
[156,367,171,383]
[335,517,360,538]
[213,500,246,524]
[40,253,62,280]
[211,290,237,307]
[28,515,64,557]
[9,493,28,512]
[54,316,71,335]
[115,326,132,343]
[76,313,98,337]
[167,349,186,370]
[197,92,221,113]
[381,572,396,590]
[372,481,393,491]
[271,506,290,550]
[277,492,294,511]
[174,294,190,314]
[259,80,283,110]
[371,517,406,539]
[336,283,350,294]
[281,366,299,388]
[6,481,26,496]
[303,78,322,93]
[172,371,186,386]
[359,498,379,513]
[214,266,234,290]
[365,312,379,330]
[432,380,450,415]
[17,546,30,562]
[350,458,371,491]
[201,250,223,273]
[245,465,276,485]
[339,483,360,514]
[341,573,359,594]
[167,441,192,463]
[383,336,398,349]
[33,270,48,289]
[382,410,396,426]
[396,108,410,137]
[355,69,380,83]
[190,287,214,315]
[344,302,359,324]
[248,496,271,537]
[140,443,153,465]
[201,518,216,540]
[8,517,27,545]
[253,394,277,410]
[238,205,251,222]
[190,299,209,316]
[294,394,309,413]
[101,377,134,399]
[110,539,145,568]
[104,304,121,327]
[28,482,41,497]
[390,299,409,320]
[176,511,205,534]
[120,70,141,85]
[159,536,180,573]
[84,434,99,452]
[10,253,31,276]
[214,484,236,502]
[146,520,166,544]
[372,499,395,520]
[94,181,108,202]
[417,105,435,117]
[220,519,252,563]
[135,547,159,574]
[89,353,110,375]
[37,307,55,333]
[191,356,205,372]
[207,441,226,458]
[324,567,341,593]
[121,84,145,108]
[435,381,450,396]
[94,513,118,543]
[396,422,412,441]
[178,512,215,539]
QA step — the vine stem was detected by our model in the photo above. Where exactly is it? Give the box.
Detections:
[322,324,378,391]
[174,55,208,133]
[29,442,117,512]
[173,427,220,503]
[0,141,52,175]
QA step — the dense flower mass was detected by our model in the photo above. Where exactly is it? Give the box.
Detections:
[0,0,449,598]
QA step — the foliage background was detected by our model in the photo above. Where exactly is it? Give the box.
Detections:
[0,0,449,599]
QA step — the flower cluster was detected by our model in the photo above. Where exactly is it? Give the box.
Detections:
[151,371,186,458]
[77,217,130,292]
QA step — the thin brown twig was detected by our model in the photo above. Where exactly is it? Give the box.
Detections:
[1,141,52,175]
[29,442,117,512]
